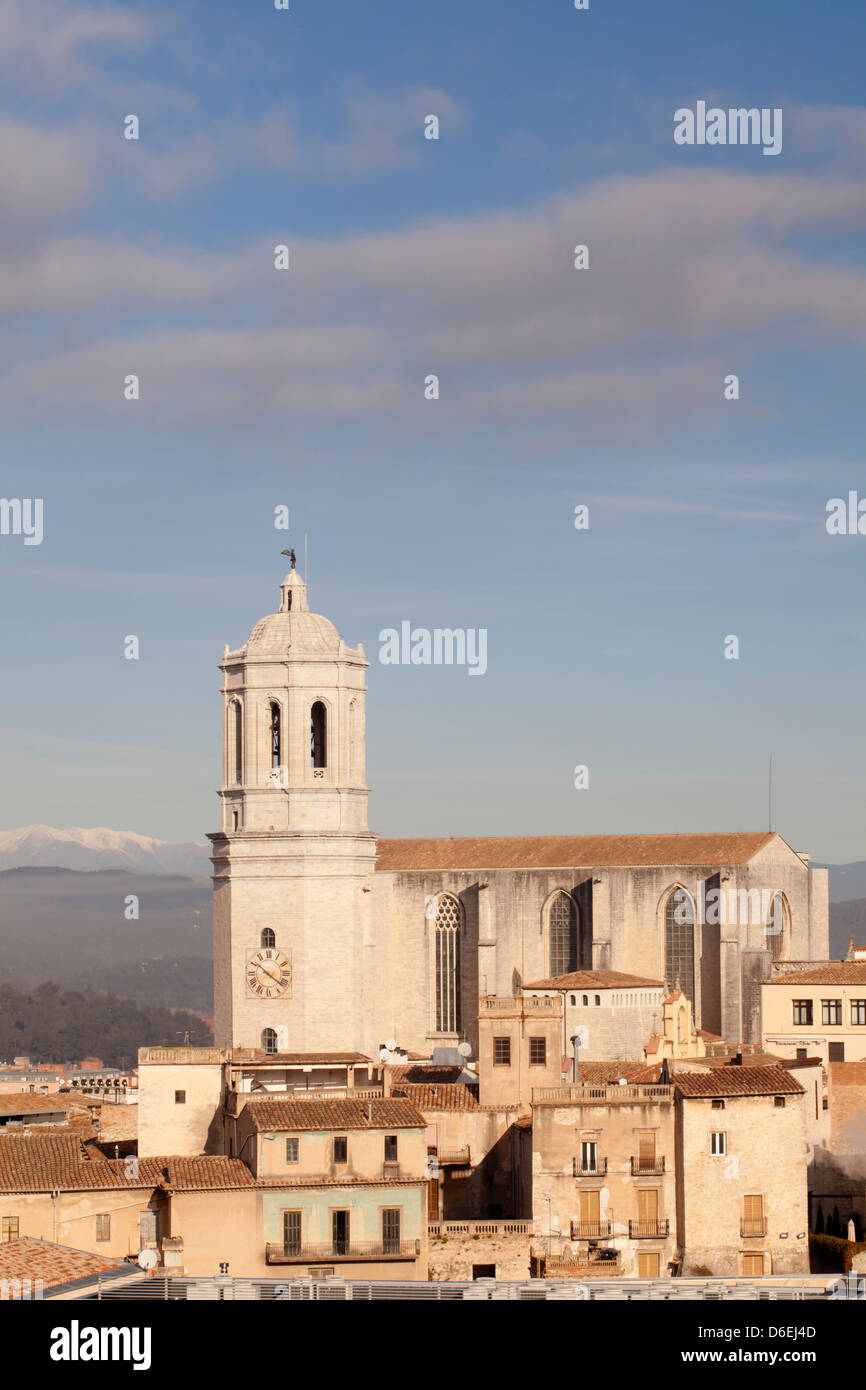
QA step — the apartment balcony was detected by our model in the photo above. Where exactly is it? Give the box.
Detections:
[265,1239,421,1265]
[630,1156,665,1175]
[740,1219,768,1237]
[570,1220,612,1239]
[546,1250,621,1278]
[573,1157,607,1176]
[628,1220,669,1239]
[437,1147,471,1166]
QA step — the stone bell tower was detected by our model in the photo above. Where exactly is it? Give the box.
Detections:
[208,565,377,1053]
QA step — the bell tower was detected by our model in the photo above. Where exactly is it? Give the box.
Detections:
[208,565,377,1053]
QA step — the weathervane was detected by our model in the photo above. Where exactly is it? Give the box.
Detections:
[281,548,296,570]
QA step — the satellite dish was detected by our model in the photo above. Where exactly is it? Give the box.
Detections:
[457,1042,472,1058]
[385,1038,397,1053]
[137,1249,158,1271]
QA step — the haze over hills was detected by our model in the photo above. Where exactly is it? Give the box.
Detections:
[0,825,211,879]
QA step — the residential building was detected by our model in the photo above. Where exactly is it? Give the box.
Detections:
[762,962,866,1065]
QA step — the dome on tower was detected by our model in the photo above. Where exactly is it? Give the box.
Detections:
[244,571,342,656]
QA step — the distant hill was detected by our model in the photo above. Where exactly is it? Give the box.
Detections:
[0,825,210,878]
[830,898,866,959]
[0,867,212,1010]
[818,860,866,903]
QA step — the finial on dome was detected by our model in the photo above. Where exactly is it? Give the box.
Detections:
[281,548,297,570]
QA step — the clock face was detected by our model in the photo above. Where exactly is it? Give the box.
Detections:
[245,948,292,999]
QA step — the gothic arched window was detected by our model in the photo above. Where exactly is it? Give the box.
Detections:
[269,702,281,769]
[548,892,578,976]
[261,928,275,950]
[765,891,790,962]
[664,887,695,1006]
[311,701,327,769]
[230,700,242,785]
[262,1028,278,1055]
[434,895,461,1034]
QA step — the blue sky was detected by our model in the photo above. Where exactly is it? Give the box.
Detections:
[0,0,864,860]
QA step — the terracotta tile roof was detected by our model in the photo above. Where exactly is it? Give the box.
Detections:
[0,1238,126,1290]
[0,1134,164,1191]
[673,1067,805,1098]
[389,1065,468,1085]
[764,962,866,986]
[94,1105,139,1142]
[525,970,664,990]
[159,1157,255,1191]
[0,1094,73,1116]
[391,1083,480,1112]
[572,1062,649,1083]
[244,1097,426,1132]
[375,832,776,872]
[685,1052,787,1069]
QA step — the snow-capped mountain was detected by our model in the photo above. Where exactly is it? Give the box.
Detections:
[0,826,210,878]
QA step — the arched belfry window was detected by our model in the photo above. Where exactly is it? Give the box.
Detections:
[262,1028,278,1055]
[261,928,275,950]
[311,701,327,769]
[269,702,281,769]
[548,892,578,976]
[434,895,462,1034]
[664,887,695,1006]
[231,700,243,785]
[766,891,790,962]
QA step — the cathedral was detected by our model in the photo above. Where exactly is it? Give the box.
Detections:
[209,567,829,1060]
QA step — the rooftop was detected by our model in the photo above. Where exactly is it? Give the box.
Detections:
[672,1067,805,1098]
[391,1082,480,1112]
[375,832,777,872]
[0,1094,72,1116]
[0,1238,126,1289]
[243,1097,426,1132]
[764,962,866,986]
[524,969,665,991]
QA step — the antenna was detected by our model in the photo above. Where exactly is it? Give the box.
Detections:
[768,754,773,831]
[304,532,308,585]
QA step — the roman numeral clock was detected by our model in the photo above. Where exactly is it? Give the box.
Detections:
[245,947,293,1000]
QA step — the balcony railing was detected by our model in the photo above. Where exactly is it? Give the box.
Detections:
[437,1147,471,1166]
[266,1239,421,1264]
[428,1220,531,1237]
[533,1084,674,1105]
[570,1220,612,1239]
[573,1157,607,1176]
[628,1220,669,1239]
[630,1156,665,1175]
[740,1219,768,1237]
[547,1251,621,1278]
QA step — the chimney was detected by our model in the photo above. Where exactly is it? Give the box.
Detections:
[732,1051,743,1066]
[366,1100,372,1122]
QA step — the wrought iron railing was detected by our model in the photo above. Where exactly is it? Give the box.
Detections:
[266,1239,421,1263]
[628,1220,669,1239]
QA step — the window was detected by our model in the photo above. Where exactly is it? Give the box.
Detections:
[765,892,790,963]
[829,1042,845,1062]
[793,999,813,1025]
[333,1136,348,1164]
[529,1037,547,1066]
[774,1096,786,1108]
[548,892,578,976]
[262,1028,278,1055]
[473,1264,496,1279]
[742,1253,764,1276]
[580,1140,598,1173]
[434,895,462,1033]
[710,1131,726,1155]
[232,809,239,831]
[742,1193,765,1236]
[493,1037,511,1066]
[822,999,843,1025]
[174,1090,186,1105]
[711,1098,725,1110]
[310,701,327,768]
[332,1210,350,1255]
[582,994,588,1006]
[570,994,577,1005]
[269,701,281,769]
[2,1216,19,1243]
[283,1210,301,1256]
[261,928,276,950]
[852,1000,866,1026]
[139,1211,158,1245]
[796,1048,807,1060]
[638,1252,660,1278]
[382,1208,401,1254]
[231,700,243,785]
[594,995,601,1006]
[384,1135,398,1163]
[95,1214,111,1242]
[664,888,695,1006]
[285,1137,299,1164]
